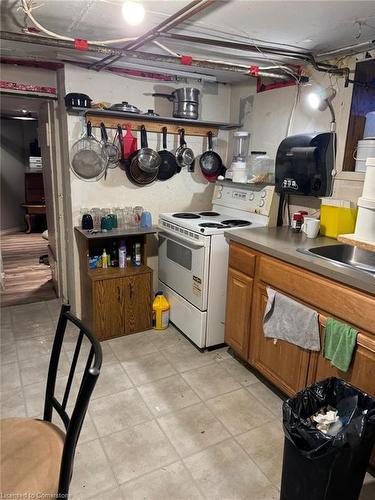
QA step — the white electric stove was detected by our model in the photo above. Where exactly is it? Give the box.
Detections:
[158,182,279,349]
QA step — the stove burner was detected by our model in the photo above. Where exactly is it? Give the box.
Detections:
[173,213,201,219]
[198,223,226,228]
[221,219,252,227]
[199,211,220,216]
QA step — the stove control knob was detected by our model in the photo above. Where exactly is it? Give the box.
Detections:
[200,228,205,233]
[259,199,265,207]
[261,190,267,198]
[249,193,255,201]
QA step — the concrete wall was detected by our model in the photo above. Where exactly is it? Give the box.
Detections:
[0,118,38,231]
[0,64,57,94]
[60,64,232,314]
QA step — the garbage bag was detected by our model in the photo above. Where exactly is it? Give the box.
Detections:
[283,377,375,458]
[281,377,375,500]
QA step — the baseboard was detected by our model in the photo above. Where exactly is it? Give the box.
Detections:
[0,226,23,236]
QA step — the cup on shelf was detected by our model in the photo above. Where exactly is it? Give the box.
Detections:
[302,217,320,238]
[101,215,112,231]
[140,211,152,228]
[133,206,144,226]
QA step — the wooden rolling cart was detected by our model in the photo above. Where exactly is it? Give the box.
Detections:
[75,226,157,341]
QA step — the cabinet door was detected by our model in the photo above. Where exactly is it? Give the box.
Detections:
[248,283,311,396]
[93,278,124,341]
[124,272,152,334]
[224,267,253,358]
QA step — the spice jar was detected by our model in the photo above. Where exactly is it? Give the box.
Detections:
[291,213,303,232]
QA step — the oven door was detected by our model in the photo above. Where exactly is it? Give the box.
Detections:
[158,229,210,311]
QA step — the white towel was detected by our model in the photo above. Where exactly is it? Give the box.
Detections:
[263,287,320,351]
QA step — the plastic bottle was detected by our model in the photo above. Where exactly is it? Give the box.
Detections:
[152,292,170,330]
[102,249,108,269]
[119,240,127,268]
[133,242,141,266]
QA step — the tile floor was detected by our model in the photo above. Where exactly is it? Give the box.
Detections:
[1,299,375,499]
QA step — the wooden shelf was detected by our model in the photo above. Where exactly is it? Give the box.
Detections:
[67,107,240,137]
[74,226,157,240]
[87,264,152,281]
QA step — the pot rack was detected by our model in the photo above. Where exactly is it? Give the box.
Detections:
[68,107,240,137]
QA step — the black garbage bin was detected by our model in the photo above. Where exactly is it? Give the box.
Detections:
[280,377,375,500]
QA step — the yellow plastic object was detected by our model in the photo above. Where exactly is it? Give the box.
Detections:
[320,205,358,238]
[152,292,170,330]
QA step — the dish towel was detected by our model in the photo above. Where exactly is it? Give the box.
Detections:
[323,318,358,372]
[263,287,320,351]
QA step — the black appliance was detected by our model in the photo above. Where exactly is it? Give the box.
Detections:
[275,132,336,197]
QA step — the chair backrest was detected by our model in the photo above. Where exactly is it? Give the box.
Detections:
[43,304,102,496]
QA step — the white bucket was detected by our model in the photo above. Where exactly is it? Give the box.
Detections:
[354,139,375,173]
[362,157,375,200]
[364,111,375,139]
[355,197,375,242]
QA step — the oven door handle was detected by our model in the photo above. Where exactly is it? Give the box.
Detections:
[158,228,206,248]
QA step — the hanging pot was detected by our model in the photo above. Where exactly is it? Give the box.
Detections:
[157,127,178,181]
[175,129,195,171]
[137,125,161,173]
[152,88,200,120]
[200,131,223,176]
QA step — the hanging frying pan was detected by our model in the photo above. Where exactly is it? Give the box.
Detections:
[157,127,178,181]
[200,131,223,176]
[138,125,161,174]
[70,121,107,181]
[175,128,195,172]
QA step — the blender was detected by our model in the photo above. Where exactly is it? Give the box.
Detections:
[226,131,250,182]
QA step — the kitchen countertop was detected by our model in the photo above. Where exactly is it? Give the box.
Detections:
[225,226,375,295]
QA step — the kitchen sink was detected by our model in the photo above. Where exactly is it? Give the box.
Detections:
[297,244,375,276]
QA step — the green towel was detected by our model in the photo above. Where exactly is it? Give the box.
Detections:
[323,318,358,372]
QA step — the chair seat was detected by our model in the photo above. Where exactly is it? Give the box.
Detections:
[1,417,65,497]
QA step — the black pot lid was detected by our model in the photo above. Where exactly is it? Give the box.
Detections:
[221,219,252,227]
[173,213,201,219]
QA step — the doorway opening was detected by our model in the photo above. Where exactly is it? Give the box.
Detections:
[1,94,58,307]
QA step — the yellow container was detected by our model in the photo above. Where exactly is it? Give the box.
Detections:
[320,205,358,238]
[152,292,170,330]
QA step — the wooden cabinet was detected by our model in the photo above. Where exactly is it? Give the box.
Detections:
[224,268,253,358]
[123,273,152,334]
[75,228,155,342]
[249,283,311,396]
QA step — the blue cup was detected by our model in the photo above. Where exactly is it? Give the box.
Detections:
[140,211,152,228]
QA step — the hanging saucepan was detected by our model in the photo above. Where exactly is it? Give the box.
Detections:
[157,127,178,181]
[70,121,107,181]
[100,122,121,169]
[200,131,223,176]
[138,125,161,173]
[152,88,200,120]
[175,129,195,172]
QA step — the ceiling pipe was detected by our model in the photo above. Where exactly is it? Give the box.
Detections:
[317,39,375,60]
[159,33,349,75]
[0,31,297,80]
[90,0,215,70]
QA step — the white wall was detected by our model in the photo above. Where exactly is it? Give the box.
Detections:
[229,54,369,211]
[0,64,57,95]
[0,118,38,231]
[61,64,232,314]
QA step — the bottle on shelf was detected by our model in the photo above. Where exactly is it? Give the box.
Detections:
[133,242,141,266]
[119,240,127,269]
[111,240,119,267]
[102,249,108,269]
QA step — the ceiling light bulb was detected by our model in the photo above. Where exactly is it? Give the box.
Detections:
[307,92,321,110]
[122,1,145,26]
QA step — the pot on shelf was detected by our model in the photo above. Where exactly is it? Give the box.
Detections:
[152,87,200,120]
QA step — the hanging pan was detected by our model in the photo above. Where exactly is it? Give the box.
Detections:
[200,131,223,176]
[100,122,121,168]
[157,127,178,181]
[138,125,161,173]
[175,128,195,172]
[70,121,107,181]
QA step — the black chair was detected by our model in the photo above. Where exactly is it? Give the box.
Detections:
[1,304,102,498]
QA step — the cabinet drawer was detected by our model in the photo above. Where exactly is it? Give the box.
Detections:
[258,255,375,335]
[229,242,256,277]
